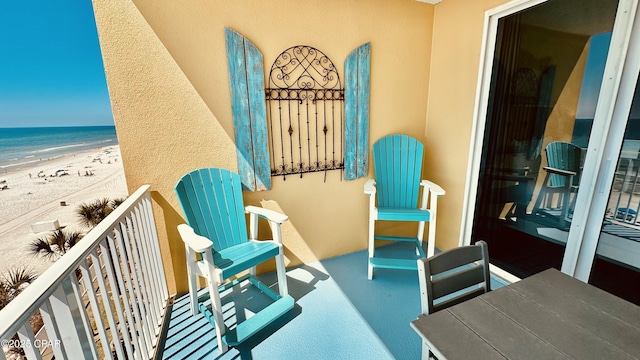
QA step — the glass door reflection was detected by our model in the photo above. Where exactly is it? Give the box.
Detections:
[590,78,640,305]
[471,0,619,278]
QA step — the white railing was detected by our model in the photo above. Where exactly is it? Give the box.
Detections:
[0,185,169,360]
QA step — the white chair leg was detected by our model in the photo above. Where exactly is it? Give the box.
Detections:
[275,245,289,297]
[185,246,198,315]
[368,217,375,280]
[203,252,227,353]
[533,173,551,214]
[427,220,436,258]
[207,277,227,353]
[559,181,573,227]
[417,220,425,256]
[418,186,429,257]
[188,274,198,315]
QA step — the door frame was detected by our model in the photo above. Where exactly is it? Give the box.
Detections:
[572,3,640,281]
[460,0,640,282]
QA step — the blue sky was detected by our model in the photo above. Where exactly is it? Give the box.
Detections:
[576,32,612,119]
[0,1,113,128]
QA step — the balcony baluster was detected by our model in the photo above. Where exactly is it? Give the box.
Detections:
[0,185,169,360]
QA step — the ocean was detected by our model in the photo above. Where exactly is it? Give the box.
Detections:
[0,126,118,172]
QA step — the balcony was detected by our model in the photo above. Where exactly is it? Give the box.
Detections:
[0,185,167,360]
[0,185,506,360]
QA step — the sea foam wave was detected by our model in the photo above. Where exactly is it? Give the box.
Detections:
[33,143,87,154]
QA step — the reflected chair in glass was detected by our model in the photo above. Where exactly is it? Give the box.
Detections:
[533,141,583,227]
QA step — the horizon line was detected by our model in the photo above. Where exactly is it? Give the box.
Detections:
[0,124,116,129]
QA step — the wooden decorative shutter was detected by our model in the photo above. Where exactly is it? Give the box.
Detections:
[344,43,371,180]
[224,28,270,191]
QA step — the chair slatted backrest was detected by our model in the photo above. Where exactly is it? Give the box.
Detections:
[418,241,490,314]
[175,168,249,251]
[373,134,424,209]
[545,142,582,187]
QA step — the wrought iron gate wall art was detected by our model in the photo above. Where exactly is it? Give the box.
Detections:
[265,45,345,180]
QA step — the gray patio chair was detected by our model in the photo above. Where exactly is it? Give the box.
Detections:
[417,240,490,315]
[416,241,490,359]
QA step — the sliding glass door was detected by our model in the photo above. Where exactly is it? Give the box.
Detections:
[589,82,640,305]
[471,0,619,277]
[574,10,640,304]
[466,0,640,304]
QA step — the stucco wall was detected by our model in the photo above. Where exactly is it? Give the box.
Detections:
[92,0,435,294]
[425,0,510,250]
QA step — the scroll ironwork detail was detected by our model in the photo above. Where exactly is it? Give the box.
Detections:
[266,45,344,181]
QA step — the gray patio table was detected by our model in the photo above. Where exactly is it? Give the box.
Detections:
[410,268,640,359]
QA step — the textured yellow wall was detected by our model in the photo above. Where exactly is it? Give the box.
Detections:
[92,0,435,295]
[424,0,509,250]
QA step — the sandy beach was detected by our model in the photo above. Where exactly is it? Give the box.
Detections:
[0,146,128,275]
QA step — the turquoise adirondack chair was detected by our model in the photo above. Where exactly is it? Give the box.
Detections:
[364,134,445,280]
[533,141,583,227]
[175,168,294,353]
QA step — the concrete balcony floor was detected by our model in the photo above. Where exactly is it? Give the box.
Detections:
[158,243,507,360]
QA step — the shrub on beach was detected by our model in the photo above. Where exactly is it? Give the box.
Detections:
[26,197,127,261]
[76,197,126,229]
[0,267,37,310]
[27,230,84,260]
[0,267,39,357]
